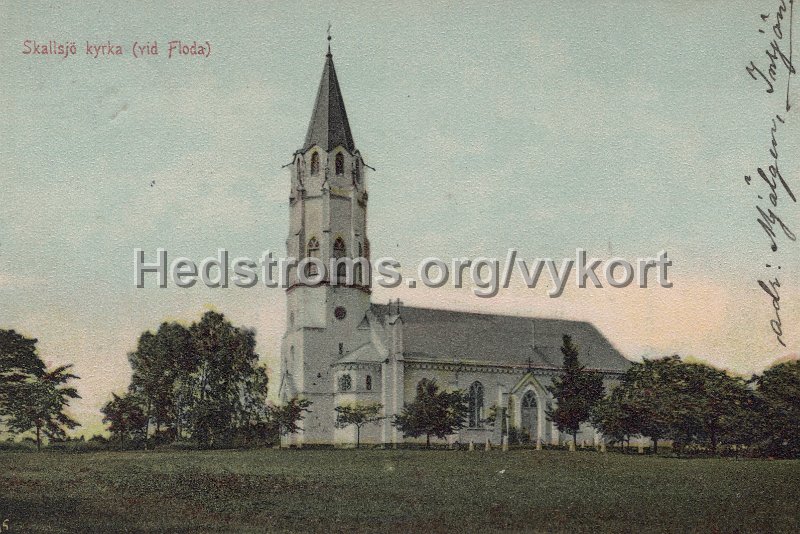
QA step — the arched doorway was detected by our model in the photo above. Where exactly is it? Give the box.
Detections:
[520,390,538,442]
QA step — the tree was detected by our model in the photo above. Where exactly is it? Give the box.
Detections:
[0,330,46,425]
[546,335,605,448]
[128,322,194,443]
[188,311,269,448]
[7,365,81,451]
[606,356,691,454]
[393,378,468,448]
[101,392,148,448]
[334,402,383,448]
[269,397,312,447]
[114,312,270,448]
[756,359,800,458]
[679,362,755,452]
[592,356,760,455]
[590,387,639,449]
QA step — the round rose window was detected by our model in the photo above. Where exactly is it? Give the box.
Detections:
[334,306,346,320]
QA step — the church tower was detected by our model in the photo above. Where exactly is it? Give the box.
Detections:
[278,40,372,445]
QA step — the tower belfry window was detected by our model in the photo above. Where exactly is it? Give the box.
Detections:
[333,237,346,258]
[310,152,320,175]
[335,152,344,175]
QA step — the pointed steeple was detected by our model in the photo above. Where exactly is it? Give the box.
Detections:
[302,43,355,153]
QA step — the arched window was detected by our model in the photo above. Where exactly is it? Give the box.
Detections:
[521,391,538,442]
[310,152,320,175]
[289,346,295,367]
[306,237,320,276]
[333,237,346,258]
[356,242,364,284]
[365,375,372,391]
[335,152,344,175]
[468,381,484,428]
[338,374,352,392]
[364,239,370,260]
[522,390,536,408]
[354,160,361,184]
[333,237,346,281]
[295,159,302,180]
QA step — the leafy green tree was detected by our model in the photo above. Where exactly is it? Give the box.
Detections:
[592,356,760,455]
[607,356,692,454]
[117,312,269,448]
[7,365,81,451]
[590,386,639,449]
[188,311,269,447]
[128,331,161,446]
[88,434,109,444]
[393,378,468,448]
[269,397,312,447]
[546,335,605,448]
[756,359,800,458]
[167,323,203,440]
[128,322,194,442]
[334,402,383,448]
[0,330,46,424]
[679,362,755,452]
[101,392,148,448]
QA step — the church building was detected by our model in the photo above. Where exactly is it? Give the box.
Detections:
[277,43,631,447]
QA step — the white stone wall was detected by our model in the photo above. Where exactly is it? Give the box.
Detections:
[399,365,621,448]
[280,143,372,446]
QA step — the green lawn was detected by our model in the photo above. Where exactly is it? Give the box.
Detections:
[1,448,798,533]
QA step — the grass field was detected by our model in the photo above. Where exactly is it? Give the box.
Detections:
[1,449,799,533]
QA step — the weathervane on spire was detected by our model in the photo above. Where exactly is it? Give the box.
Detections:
[327,22,332,55]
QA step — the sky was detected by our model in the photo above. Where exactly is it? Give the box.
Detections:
[1,0,798,434]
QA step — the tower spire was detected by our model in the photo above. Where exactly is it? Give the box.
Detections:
[302,30,355,153]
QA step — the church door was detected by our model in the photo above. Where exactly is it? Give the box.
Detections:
[520,390,538,443]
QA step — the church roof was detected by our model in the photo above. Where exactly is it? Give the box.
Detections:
[302,49,355,153]
[337,341,386,364]
[370,304,631,373]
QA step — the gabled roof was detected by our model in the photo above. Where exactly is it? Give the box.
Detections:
[336,342,385,364]
[302,50,355,153]
[370,304,631,373]
[509,372,549,395]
